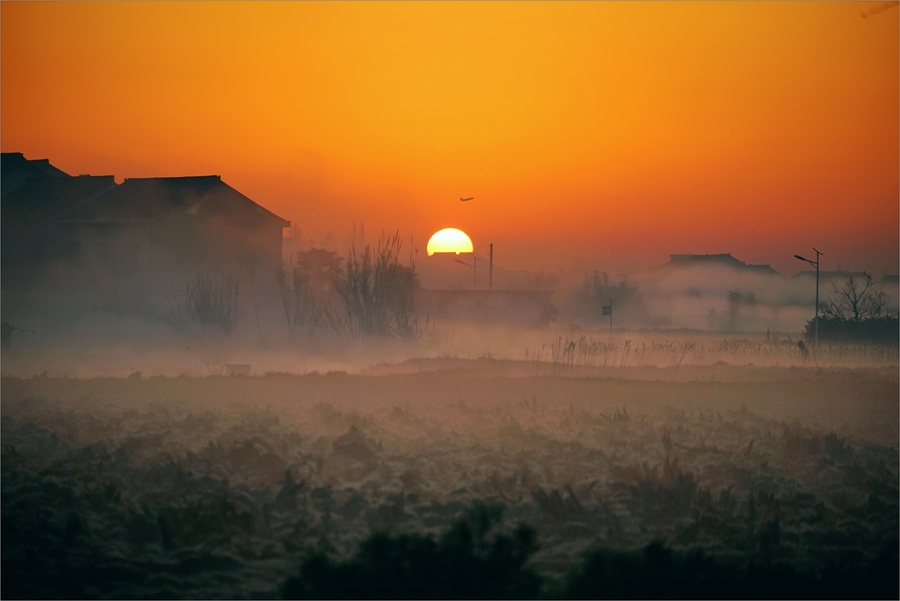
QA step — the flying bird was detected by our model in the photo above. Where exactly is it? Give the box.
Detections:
[460,196,474,202]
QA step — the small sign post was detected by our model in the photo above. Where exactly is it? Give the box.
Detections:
[602,299,612,331]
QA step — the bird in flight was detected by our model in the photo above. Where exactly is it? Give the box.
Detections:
[460,196,474,202]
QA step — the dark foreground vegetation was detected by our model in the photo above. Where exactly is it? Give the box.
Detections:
[281,505,897,599]
[2,369,897,599]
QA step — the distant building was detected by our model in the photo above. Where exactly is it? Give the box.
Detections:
[1,153,290,330]
[0,152,70,196]
[642,253,788,331]
[662,254,783,277]
[2,173,117,274]
[56,175,288,277]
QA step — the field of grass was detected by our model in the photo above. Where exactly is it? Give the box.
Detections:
[2,355,897,598]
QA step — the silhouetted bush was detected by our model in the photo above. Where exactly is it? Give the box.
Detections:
[168,264,241,334]
[280,247,346,337]
[281,503,542,599]
[336,231,420,339]
[280,233,420,340]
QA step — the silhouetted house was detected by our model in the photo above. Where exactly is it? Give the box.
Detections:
[52,175,289,315]
[57,175,288,274]
[2,174,117,276]
[1,152,70,196]
[416,289,557,327]
[662,254,782,277]
[2,155,290,329]
[642,253,788,331]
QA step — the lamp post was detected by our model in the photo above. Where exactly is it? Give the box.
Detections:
[488,243,493,291]
[455,257,477,290]
[456,244,494,291]
[794,247,823,346]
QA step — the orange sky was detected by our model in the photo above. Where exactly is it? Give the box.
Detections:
[3,1,898,276]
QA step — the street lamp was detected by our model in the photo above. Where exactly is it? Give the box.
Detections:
[427,229,493,290]
[455,256,477,290]
[794,247,823,346]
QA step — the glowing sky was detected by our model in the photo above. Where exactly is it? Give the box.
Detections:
[2,2,897,275]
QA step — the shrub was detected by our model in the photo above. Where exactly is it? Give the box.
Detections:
[280,248,345,338]
[336,232,420,339]
[169,264,241,334]
[280,503,542,599]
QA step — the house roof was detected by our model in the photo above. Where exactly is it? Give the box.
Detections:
[1,152,71,197]
[58,175,290,228]
[1,175,117,234]
[662,254,783,276]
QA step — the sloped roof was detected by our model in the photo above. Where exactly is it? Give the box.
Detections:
[58,175,290,228]
[1,175,117,234]
[1,152,71,196]
[662,254,782,276]
[668,254,745,268]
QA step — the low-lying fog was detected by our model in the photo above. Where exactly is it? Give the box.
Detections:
[2,240,898,598]
[1,319,897,379]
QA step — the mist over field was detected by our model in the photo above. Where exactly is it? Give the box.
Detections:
[3,227,899,599]
[2,1,898,597]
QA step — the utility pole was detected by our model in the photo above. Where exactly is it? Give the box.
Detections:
[489,244,493,291]
[794,248,823,346]
[813,247,821,345]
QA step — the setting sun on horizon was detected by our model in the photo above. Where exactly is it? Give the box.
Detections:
[2,1,897,276]
[427,228,474,256]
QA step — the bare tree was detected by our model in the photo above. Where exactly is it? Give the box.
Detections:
[819,273,897,322]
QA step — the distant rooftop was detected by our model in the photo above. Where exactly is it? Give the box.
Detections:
[1,152,71,196]
[59,175,289,228]
[2,175,117,233]
[664,254,782,276]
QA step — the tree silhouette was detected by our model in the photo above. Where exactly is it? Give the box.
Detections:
[806,273,898,344]
[820,273,896,322]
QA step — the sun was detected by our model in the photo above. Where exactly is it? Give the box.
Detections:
[427,228,473,256]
